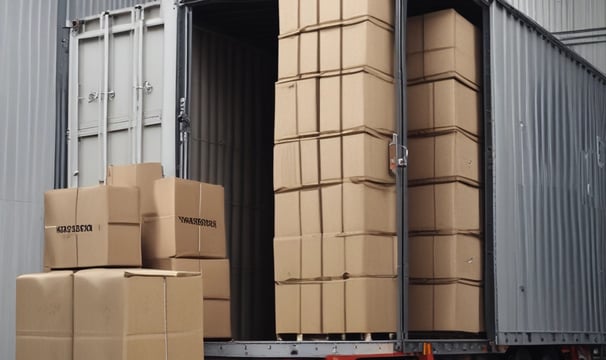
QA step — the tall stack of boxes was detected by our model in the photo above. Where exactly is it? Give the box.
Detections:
[274,0,398,335]
[16,162,232,360]
[406,9,484,333]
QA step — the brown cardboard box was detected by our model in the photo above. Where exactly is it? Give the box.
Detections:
[300,32,320,75]
[407,78,480,136]
[143,177,226,259]
[16,271,74,360]
[275,283,301,334]
[320,136,342,184]
[204,299,232,338]
[44,185,141,269]
[302,234,322,279]
[343,182,396,234]
[320,27,341,72]
[106,163,163,217]
[274,141,301,191]
[275,82,298,140]
[408,181,481,233]
[409,235,482,281]
[322,233,345,278]
[342,20,393,76]
[274,79,318,142]
[319,76,341,134]
[345,235,397,276]
[408,130,481,184]
[279,0,298,35]
[145,258,230,299]
[409,281,483,332]
[301,138,320,186]
[342,72,395,133]
[343,0,393,25]
[319,0,341,23]
[406,10,480,86]
[343,132,394,184]
[322,280,345,333]
[73,269,203,360]
[301,283,322,333]
[278,35,299,80]
[300,188,321,235]
[345,277,397,333]
[321,184,343,233]
[274,191,301,237]
[274,236,301,281]
[300,0,318,28]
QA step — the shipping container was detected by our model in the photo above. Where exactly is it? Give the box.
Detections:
[54,0,606,358]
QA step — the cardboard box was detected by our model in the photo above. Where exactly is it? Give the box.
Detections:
[343,132,394,184]
[143,177,226,259]
[319,76,341,134]
[409,281,484,332]
[16,271,74,360]
[407,78,480,136]
[319,0,341,23]
[342,182,396,234]
[274,191,301,237]
[274,141,301,191]
[406,10,481,86]
[297,78,319,136]
[279,0,298,35]
[275,82,298,140]
[204,299,232,338]
[73,269,203,360]
[321,184,343,233]
[275,284,301,334]
[343,0,393,25]
[301,138,320,186]
[274,236,301,281]
[408,130,481,184]
[300,186,321,236]
[322,280,345,333]
[322,233,345,278]
[301,283,322,333]
[320,27,341,72]
[346,277,397,333]
[409,235,482,281]
[145,258,230,299]
[44,185,141,269]
[320,136,342,184]
[302,234,322,279]
[106,162,163,217]
[345,235,397,276]
[408,181,481,233]
[342,71,395,132]
[278,35,299,80]
[342,20,393,76]
[300,0,318,28]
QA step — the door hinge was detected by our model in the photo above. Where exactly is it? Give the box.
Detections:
[389,133,408,174]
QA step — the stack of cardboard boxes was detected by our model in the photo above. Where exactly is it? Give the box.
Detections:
[17,163,231,360]
[274,0,398,335]
[406,9,484,333]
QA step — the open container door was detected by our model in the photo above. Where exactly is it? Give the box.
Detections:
[66,0,185,187]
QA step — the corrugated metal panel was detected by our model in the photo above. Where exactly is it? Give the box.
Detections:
[0,1,59,359]
[490,1,606,345]
[189,27,276,340]
[506,0,606,74]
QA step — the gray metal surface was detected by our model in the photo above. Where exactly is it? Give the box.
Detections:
[67,0,157,20]
[490,0,606,345]
[188,26,275,340]
[0,1,59,359]
[506,0,606,74]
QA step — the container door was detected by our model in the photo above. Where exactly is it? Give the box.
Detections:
[67,0,182,187]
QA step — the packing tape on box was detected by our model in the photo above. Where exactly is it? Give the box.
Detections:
[409,277,483,287]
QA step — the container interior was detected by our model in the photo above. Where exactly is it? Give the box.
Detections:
[189,0,278,340]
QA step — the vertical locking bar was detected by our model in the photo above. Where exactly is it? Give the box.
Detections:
[130,8,137,163]
[100,11,110,183]
[136,5,144,163]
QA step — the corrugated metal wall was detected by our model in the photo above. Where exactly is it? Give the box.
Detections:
[490,1,606,345]
[0,1,58,359]
[506,0,606,74]
[189,27,276,340]
[67,0,157,19]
